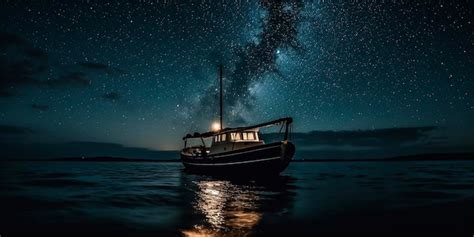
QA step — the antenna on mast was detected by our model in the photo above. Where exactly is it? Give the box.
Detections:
[219,65,223,130]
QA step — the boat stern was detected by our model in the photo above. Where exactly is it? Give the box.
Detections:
[279,140,295,170]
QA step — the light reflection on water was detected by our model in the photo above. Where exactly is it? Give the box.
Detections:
[182,180,263,236]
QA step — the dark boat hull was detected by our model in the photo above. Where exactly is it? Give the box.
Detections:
[180,142,295,176]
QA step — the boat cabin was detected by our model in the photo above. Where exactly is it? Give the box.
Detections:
[181,117,292,157]
[210,128,264,154]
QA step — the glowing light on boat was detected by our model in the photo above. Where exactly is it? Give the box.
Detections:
[211,122,221,131]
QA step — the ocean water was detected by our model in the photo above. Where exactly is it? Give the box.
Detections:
[1,161,473,236]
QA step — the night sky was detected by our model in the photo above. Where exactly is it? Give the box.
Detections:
[1,0,473,159]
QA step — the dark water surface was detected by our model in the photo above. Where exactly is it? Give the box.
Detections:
[1,161,473,236]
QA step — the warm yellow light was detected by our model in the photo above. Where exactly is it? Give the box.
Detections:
[211,122,220,131]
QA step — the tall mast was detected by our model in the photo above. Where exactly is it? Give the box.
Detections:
[219,65,223,130]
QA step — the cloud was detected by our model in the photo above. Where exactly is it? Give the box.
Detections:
[0,33,49,96]
[0,32,48,62]
[0,124,34,135]
[193,0,304,124]
[0,61,90,96]
[78,62,108,70]
[0,33,116,98]
[0,90,15,98]
[0,32,26,47]
[77,62,126,75]
[46,72,91,87]
[101,92,121,101]
[262,126,440,148]
[0,59,47,96]
[24,48,48,60]
[31,104,49,111]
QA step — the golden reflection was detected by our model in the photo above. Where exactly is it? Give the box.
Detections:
[181,180,262,237]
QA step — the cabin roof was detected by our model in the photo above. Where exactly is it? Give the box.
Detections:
[182,117,292,140]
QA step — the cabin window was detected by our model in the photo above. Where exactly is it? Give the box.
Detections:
[241,132,257,141]
[231,132,241,140]
[247,132,255,140]
[228,132,257,141]
[214,134,228,143]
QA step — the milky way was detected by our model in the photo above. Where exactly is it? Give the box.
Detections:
[194,0,303,125]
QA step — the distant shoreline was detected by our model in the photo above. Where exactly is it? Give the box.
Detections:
[2,152,473,162]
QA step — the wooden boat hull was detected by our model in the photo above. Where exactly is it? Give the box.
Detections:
[180,141,295,176]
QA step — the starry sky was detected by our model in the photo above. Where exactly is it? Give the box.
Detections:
[1,0,473,159]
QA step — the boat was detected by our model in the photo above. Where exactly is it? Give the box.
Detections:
[180,65,295,175]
